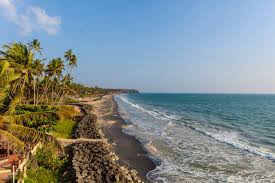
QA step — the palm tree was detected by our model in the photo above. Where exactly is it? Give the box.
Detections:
[46,58,64,79]
[58,74,73,104]
[30,59,44,105]
[0,120,58,155]
[0,60,21,111]
[0,60,59,155]
[0,42,38,106]
[43,58,64,104]
[28,39,42,55]
[69,54,77,68]
[64,49,77,74]
[64,49,73,63]
[0,40,82,157]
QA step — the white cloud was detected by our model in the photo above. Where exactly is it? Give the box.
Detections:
[0,0,61,35]
[29,6,61,35]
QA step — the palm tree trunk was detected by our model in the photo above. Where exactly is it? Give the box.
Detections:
[38,78,53,105]
[33,79,36,105]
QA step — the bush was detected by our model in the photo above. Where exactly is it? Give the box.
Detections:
[24,167,58,183]
[15,105,59,114]
[25,147,69,183]
[35,147,68,171]
[14,105,60,132]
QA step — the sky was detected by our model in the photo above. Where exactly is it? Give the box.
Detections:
[1,0,275,93]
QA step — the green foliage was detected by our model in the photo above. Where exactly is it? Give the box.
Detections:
[0,39,78,156]
[25,147,69,183]
[24,167,58,183]
[35,147,68,171]
[71,83,139,96]
[13,105,60,132]
[53,119,77,139]
[15,105,59,114]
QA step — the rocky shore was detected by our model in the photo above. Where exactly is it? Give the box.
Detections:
[72,141,143,183]
[74,114,102,139]
[70,103,144,183]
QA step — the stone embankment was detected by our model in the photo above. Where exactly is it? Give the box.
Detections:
[70,104,144,183]
[74,114,102,139]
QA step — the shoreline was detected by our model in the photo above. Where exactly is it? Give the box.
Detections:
[86,95,156,182]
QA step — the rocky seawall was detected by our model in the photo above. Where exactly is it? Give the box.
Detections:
[70,104,144,183]
[74,114,102,139]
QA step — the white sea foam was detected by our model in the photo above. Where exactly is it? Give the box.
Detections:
[187,125,275,161]
[116,95,275,183]
[117,95,180,121]
[117,95,275,162]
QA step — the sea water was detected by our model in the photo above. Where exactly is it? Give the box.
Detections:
[114,93,275,183]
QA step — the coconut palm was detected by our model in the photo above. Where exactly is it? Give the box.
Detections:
[46,58,64,79]
[30,59,44,105]
[0,60,21,111]
[58,74,74,103]
[64,49,73,63]
[0,120,58,155]
[0,40,81,156]
[0,42,36,105]
[0,61,60,155]
[64,49,77,73]
[28,39,42,55]
[69,54,77,68]
[43,58,65,104]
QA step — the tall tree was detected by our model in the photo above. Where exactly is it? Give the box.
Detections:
[0,43,37,108]
[45,58,64,104]
[64,49,77,74]
[28,39,42,55]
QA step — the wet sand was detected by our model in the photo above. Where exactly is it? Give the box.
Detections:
[84,95,156,183]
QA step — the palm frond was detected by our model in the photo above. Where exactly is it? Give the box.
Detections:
[0,60,9,76]
[5,95,21,115]
[7,111,60,125]
[0,129,25,153]
[7,124,45,144]
[0,88,8,110]
[7,124,62,151]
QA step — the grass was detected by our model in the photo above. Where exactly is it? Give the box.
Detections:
[52,119,77,139]
[57,105,79,120]
[24,167,58,183]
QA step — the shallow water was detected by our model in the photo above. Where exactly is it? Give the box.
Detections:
[115,93,275,183]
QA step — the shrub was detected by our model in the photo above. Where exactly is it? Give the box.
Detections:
[14,105,60,132]
[24,167,58,183]
[35,147,68,171]
[15,105,59,114]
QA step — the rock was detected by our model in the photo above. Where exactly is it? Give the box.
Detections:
[69,104,144,183]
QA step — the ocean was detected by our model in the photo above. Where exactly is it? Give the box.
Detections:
[114,93,275,183]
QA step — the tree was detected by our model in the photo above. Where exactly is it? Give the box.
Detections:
[45,58,64,105]
[0,42,35,108]
[0,40,81,155]
[0,60,58,155]
[28,39,42,55]
[64,49,77,74]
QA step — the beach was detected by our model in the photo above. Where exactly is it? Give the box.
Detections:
[114,93,275,182]
[84,95,156,182]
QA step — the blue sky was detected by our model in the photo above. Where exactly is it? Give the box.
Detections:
[1,0,275,93]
